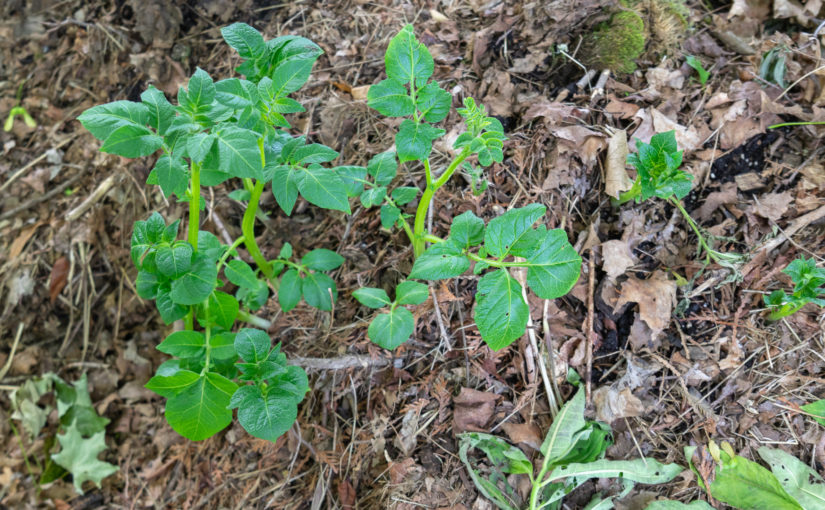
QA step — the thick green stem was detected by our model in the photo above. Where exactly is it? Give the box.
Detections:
[412,147,472,256]
[528,455,556,510]
[185,162,202,331]
[242,180,274,280]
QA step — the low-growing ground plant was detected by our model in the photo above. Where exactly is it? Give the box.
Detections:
[614,131,741,267]
[78,23,356,442]
[763,256,825,320]
[351,25,582,351]
[10,373,117,494]
[459,388,683,510]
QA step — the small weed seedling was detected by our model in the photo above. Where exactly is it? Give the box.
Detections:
[764,257,825,320]
[10,373,118,494]
[615,131,741,267]
[351,26,582,351]
[685,55,710,86]
[78,23,356,442]
[681,441,824,510]
[459,388,682,510]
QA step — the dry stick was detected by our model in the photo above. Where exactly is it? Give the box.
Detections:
[516,268,558,416]
[542,300,562,406]
[0,135,76,193]
[288,355,390,370]
[742,203,825,275]
[65,173,118,221]
[0,323,24,381]
[430,287,453,355]
[0,173,83,221]
[585,253,596,403]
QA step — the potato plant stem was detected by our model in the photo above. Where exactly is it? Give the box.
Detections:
[669,197,720,263]
[242,179,274,280]
[186,162,202,331]
[412,147,472,257]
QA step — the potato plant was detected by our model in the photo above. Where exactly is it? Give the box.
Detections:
[351,26,582,351]
[77,23,356,442]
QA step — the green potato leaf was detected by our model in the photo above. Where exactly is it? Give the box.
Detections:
[474,269,528,351]
[395,119,444,163]
[234,328,271,363]
[155,242,193,279]
[395,280,429,305]
[221,23,266,60]
[301,271,337,311]
[384,25,434,86]
[170,253,218,305]
[215,126,264,180]
[157,330,206,358]
[301,248,344,271]
[225,259,259,289]
[206,290,239,330]
[450,210,485,248]
[294,164,351,213]
[408,239,470,280]
[230,384,299,442]
[367,150,398,186]
[524,229,582,299]
[353,287,391,308]
[100,124,163,158]
[165,372,237,441]
[145,369,201,398]
[367,78,415,117]
[415,81,451,122]
[368,307,415,349]
[269,164,300,215]
[279,269,303,312]
[484,203,545,258]
[153,155,188,198]
[78,100,150,141]
[391,186,419,205]
[141,85,175,135]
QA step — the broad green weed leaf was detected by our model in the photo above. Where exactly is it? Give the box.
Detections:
[475,269,528,350]
[145,369,200,398]
[367,78,415,117]
[484,204,545,258]
[279,269,302,312]
[301,271,337,310]
[156,243,193,278]
[170,253,218,305]
[294,163,351,213]
[353,287,391,308]
[758,447,825,510]
[100,124,163,158]
[221,23,266,59]
[157,330,205,358]
[230,385,298,442]
[380,204,401,228]
[384,25,434,86]
[234,328,271,363]
[391,186,418,205]
[215,126,264,179]
[458,432,524,510]
[801,399,825,426]
[301,248,344,271]
[225,260,259,289]
[645,502,715,510]
[270,164,299,215]
[396,119,444,162]
[460,432,533,475]
[450,210,485,248]
[165,372,237,441]
[78,100,150,140]
[368,307,414,349]
[51,428,118,494]
[207,291,239,329]
[395,280,429,305]
[524,229,582,299]
[409,239,470,280]
[153,155,188,198]
[141,86,175,134]
[541,386,586,462]
[415,81,451,122]
[710,453,802,510]
[367,150,398,186]
[549,458,683,486]
[361,186,387,208]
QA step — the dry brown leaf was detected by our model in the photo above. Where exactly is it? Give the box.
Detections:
[453,387,499,433]
[615,271,676,336]
[49,256,70,304]
[697,182,738,221]
[9,221,44,260]
[604,130,632,199]
[501,422,542,451]
[592,386,645,422]
[338,479,356,510]
[601,240,636,280]
[754,191,793,221]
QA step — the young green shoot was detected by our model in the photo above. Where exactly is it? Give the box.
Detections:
[764,256,825,320]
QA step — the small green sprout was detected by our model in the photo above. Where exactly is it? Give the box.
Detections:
[764,257,825,320]
[685,55,710,86]
[4,106,37,132]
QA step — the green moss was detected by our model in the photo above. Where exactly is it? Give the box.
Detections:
[587,10,646,74]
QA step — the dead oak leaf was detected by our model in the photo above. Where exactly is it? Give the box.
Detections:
[615,271,676,336]
[753,191,793,222]
[453,387,499,433]
[601,239,636,280]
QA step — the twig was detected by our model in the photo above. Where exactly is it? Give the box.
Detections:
[289,355,390,370]
[430,286,453,353]
[516,267,558,416]
[542,300,562,407]
[0,173,83,220]
[585,253,595,403]
[743,203,825,275]
[0,135,76,192]
[65,173,118,221]
[0,323,24,381]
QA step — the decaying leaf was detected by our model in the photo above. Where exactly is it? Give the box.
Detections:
[605,129,632,199]
[615,271,677,337]
[601,239,636,280]
[453,388,500,433]
[592,386,645,422]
